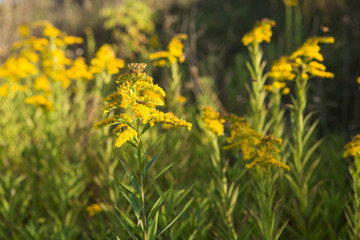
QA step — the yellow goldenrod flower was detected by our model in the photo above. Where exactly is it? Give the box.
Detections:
[66,57,93,81]
[96,63,192,147]
[30,37,49,51]
[242,18,276,46]
[223,114,289,170]
[34,75,51,93]
[344,134,360,158]
[245,136,290,171]
[63,36,83,45]
[25,95,54,111]
[283,0,299,7]
[18,24,30,37]
[149,34,187,66]
[201,106,225,136]
[43,24,61,37]
[268,56,295,81]
[0,84,9,97]
[223,114,262,159]
[114,126,138,148]
[177,95,187,104]
[86,203,103,217]
[281,87,290,95]
[89,44,125,75]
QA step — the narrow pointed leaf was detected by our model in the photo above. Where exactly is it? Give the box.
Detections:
[143,154,160,178]
[156,198,194,238]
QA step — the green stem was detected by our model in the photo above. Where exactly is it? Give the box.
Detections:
[248,43,268,134]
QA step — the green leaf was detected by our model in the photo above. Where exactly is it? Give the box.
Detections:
[147,211,159,240]
[143,154,160,178]
[120,159,141,194]
[114,207,140,239]
[140,122,151,136]
[156,198,194,238]
[152,162,176,183]
[148,189,170,221]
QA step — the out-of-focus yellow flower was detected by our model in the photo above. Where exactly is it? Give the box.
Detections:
[242,18,276,46]
[89,44,125,75]
[95,63,192,148]
[25,95,53,111]
[34,75,51,93]
[177,95,187,104]
[86,203,103,217]
[63,36,83,45]
[0,84,9,97]
[30,37,49,51]
[66,57,93,81]
[283,0,299,7]
[0,56,38,79]
[43,24,61,37]
[201,106,225,136]
[149,34,187,66]
[18,24,30,37]
[344,134,360,158]
[268,56,295,81]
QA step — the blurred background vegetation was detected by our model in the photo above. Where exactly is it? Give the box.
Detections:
[1,0,359,137]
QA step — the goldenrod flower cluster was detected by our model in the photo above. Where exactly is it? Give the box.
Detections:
[245,136,290,171]
[283,0,299,7]
[266,56,294,94]
[268,36,335,89]
[201,106,225,136]
[95,63,192,148]
[0,21,125,112]
[223,114,289,170]
[89,44,125,75]
[241,18,276,46]
[149,34,187,66]
[86,203,103,217]
[290,37,335,80]
[343,134,360,158]
[24,95,54,111]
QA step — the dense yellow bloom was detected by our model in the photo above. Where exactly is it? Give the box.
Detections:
[90,44,125,75]
[114,126,138,148]
[201,106,225,136]
[0,56,38,79]
[66,57,93,81]
[223,114,262,159]
[242,18,276,46]
[149,34,187,66]
[223,114,289,170]
[245,136,290,171]
[0,84,9,97]
[343,134,360,158]
[268,56,295,81]
[34,75,51,93]
[43,24,61,37]
[18,24,30,37]
[269,36,335,86]
[25,95,53,111]
[86,203,103,217]
[63,36,83,45]
[283,0,299,7]
[96,63,192,147]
